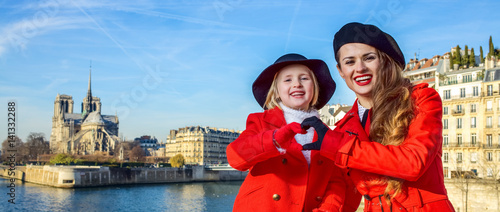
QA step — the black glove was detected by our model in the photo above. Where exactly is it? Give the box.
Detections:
[301,116,328,150]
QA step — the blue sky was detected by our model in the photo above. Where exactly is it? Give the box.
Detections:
[1,0,500,143]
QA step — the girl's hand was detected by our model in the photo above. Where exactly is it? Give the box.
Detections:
[273,122,306,149]
[301,116,328,150]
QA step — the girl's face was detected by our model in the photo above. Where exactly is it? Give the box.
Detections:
[336,43,380,102]
[276,64,315,111]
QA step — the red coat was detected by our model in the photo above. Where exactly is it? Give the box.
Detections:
[320,83,455,211]
[227,107,360,212]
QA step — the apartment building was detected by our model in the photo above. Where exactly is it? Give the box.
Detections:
[165,126,241,165]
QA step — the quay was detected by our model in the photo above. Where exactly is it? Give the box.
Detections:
[0,165,246,188]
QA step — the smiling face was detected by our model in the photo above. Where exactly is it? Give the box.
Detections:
[275,64,315,111]
[336,43,381,107]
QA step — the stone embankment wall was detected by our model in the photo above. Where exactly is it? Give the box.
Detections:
[0,165,246,188]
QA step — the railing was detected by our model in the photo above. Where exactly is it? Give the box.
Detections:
[452,110,464,116]
[439,77,483,86]
[443,143,480,148]
[442,93,481,101]
[482,144,500,149]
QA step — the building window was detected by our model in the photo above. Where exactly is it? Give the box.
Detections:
[443,134,449,146]
[443,153,448,163]
[487,101,493,111]
[457,152,463,163]
[460,88,466,98]
[487,116,493,128]
[488,84,493,96]
[471,133,477,146]
[457,118,462,129]
[471,117,476,128]
[470,104,476,113]
[473,86,479,96]
[487,134,493,147]
[456,105,462,114]
[444,90,451,99]
[471,152,477,163]
[488,168,493,177]
[443,119,448,129]
[443,107,448,115]
[487,152,493,161]
[457,134,462,145]
[444,167,449,178]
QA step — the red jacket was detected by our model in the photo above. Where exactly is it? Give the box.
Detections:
[227,107,360,212]
[320,83,455,211]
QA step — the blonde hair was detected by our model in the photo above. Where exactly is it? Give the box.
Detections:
[263,65,320,110]
[369,50,414,202]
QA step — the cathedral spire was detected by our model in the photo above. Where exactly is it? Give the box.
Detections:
[87,61,92,101]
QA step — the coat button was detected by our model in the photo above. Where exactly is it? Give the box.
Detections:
[272,194,281,201]
[315,196,322,202]
[282,158,287,164]
[317,160,323,165]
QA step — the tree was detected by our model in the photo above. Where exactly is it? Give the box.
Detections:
[463,45,469,67]
[130,146,145,162]
[49,153,79,165]
[453,45,462,69]
[489,35,494,57]
[171,154,185,168]
[1,136,23,162]
[469,48,476,67]
[480,46,484,64]
[25,132,50,163]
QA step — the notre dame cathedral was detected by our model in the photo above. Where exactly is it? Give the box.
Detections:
[50,70,119,155]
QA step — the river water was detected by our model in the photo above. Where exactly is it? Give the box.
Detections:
[0,178,242,212]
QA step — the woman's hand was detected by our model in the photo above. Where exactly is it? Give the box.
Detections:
[274,122,306,150]
[301,116,329,150]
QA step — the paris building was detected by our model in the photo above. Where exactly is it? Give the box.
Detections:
[50,70,119,155]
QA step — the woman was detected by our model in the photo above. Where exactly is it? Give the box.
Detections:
[227,53,359,211]
[302,22,455,211]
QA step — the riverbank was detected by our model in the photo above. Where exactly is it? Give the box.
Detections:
[0,165,246,188]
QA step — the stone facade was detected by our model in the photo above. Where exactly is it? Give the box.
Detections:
[404,51,500,181]
[50,70,119,155]
[165,126,241,165]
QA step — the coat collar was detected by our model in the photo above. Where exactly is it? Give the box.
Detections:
[262,107,287,128]
[335,99,370,141]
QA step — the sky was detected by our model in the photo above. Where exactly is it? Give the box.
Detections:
[1,0,500,143]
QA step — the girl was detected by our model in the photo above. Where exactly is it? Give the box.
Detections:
[302,22,455,211]
[227,53,358,211]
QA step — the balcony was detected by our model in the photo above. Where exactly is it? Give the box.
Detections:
[452,110,464,116]
[443,143,480,148]
[482,144,500,149]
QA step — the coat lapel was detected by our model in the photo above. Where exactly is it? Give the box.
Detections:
[335,100,370,141]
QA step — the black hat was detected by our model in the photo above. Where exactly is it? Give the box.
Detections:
[333,22,405,68]
[252,53,336,109]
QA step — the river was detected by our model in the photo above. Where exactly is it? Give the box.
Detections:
[0,178,242,212]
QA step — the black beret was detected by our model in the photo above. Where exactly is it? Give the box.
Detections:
[333,22,405,68]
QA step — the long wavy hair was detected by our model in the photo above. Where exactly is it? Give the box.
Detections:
[368,50,415,201]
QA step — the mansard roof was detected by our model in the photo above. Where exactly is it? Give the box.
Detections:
[484,68,500,82]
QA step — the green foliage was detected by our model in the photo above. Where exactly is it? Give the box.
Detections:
[171,154,185,168]
[480,46,484,63]
[49,154,81,165]
[453,45,461,68]
[489,35,494,57]
[469,48,476,67]
[463,45,469,67]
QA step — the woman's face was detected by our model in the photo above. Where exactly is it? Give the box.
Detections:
[337,43,380,101]
[276,64,315,111]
